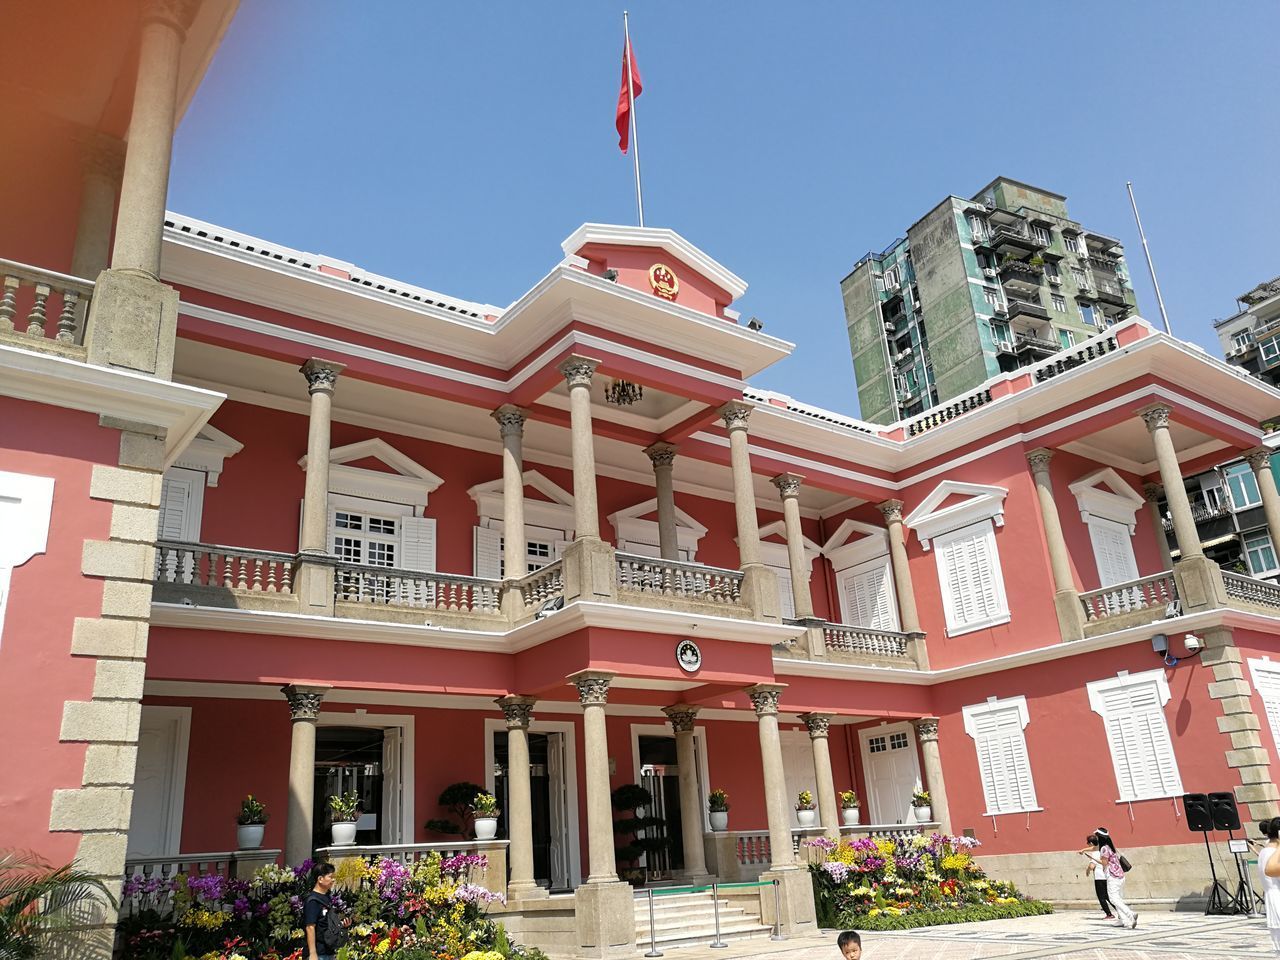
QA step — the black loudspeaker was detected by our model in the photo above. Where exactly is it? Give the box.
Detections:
[1183,793,1213,831]
[1210,791,1242,831]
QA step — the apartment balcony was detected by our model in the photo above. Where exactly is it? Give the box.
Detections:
[997,258,1044,294]
[1160,498,1232,532]
[1092,277,1132,306]
[1006,298,1050,323]
[1013,331,1059,359]
[986,223,1048,256]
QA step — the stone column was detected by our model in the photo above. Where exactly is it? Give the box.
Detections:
[1142,404,1202,560]
[558,356,602,541]
[1143,404,1225,610]
[112,0,198,277]
[879,500,926,666]
[1026,448,1085,642]
[70,134,124,282]
[746,684,794,869]
[571,671,617,882]
[570,671,635,958]
[282,684,329,867]
[913,718,951,834]
[721,402,780,621]
[1144,483,1175,570]
[645,442,679,560]
[493,406,527,618]
[747,684,818,936]
[297,360,344,614]
[772,473,815,620]
[799,713,839,841]
[1247,448,1280,555]
[497,695,544,900]
[662,705,711,882]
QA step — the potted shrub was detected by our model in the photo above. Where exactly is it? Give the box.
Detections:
[839,789,860,827]
[328,791,361,846]
[471,792,500,841]
[611,784,656,887]
[235,794,268,850]
[795,789,817,828]
[708,788,730,832]
[911,788,932,823]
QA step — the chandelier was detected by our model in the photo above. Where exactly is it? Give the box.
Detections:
[604,378,644,406]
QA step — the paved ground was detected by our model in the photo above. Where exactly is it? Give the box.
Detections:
[646,910,1276,960]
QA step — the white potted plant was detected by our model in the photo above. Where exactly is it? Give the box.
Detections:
[708,788,730,832]
[472,792,500,841]
[839,789,861,827]
[910,788,932,823]
[236,794,268,850]
[795,790,817,828]
[328,790,360,846]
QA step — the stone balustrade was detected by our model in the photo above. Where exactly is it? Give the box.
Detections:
[0,258,94,350]
[615,552,745,604]
[1223,571,1280,610]
[820,623,911,660]
[518,559,564,613]
[1079,570,1178,625]
[155,541,296,594]
[838,821,940,842]
[121,850,281,916]
[334,562,502,615]
[905,387,993,436]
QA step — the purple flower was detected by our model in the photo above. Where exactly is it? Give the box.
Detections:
[292,858,316,879]
[255,901,271,917]
[440,853,488,877]
[288,895,303,914]
[232,897,251,918]
[452,883,505,905]
[821,861,850,883]
[187,874,227,904]
[376,858,411,901]
[802,837,837,852]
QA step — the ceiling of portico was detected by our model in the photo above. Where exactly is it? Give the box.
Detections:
[173,339,856,518]
[1059,417,1228,477]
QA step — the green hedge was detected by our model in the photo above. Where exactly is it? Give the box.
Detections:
[841,899,1053,931]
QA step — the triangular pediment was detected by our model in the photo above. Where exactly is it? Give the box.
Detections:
[820,518,889,571]
[469,470,576,534]
[755,519,820,557]
[904,480,1008,550]
[173,424,243,487]
[298,438,444,507]
[608,498,707,535]
[469,470,574,507]
[561,223,748,302]
[1068,467,1144,531]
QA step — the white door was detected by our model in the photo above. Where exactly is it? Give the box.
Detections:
[127,707,190,857]
[546,732,570,890]
[859,724,921,825]
[780,730,818,826]
[382,727,403,844]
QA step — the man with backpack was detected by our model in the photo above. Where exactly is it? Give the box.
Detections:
[304,862,347,960]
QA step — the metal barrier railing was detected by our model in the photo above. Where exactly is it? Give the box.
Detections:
[637,878,782,956]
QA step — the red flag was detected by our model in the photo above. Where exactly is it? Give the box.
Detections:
[615,36,643,154]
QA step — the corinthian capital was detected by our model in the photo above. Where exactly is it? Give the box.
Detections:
[718,401,753,432]
[496,695,536,730]
[569,670,615,706]
[771,473,804,499]
[281,684,329,721]
[492,405,527,439]
[557,355,599,388]
[878,499,904,524]
[913,717,940,742]
[1245,447,1273,472]
[1140,403,1172,432]
[300,358,345,395]
[662,704,701,732]
[799,712,832,739]
[644,442,678,470]
[1025,447,1054,474]
[746,683,785,717]
[142,0,201,34]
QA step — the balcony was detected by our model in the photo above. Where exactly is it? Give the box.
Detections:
[1013,332,1059,358]
[998,258,1044,294]
[0,259,95,359]
[1078,567,1280,636]
[1006,298,1050,323]
[1159,497,1231,531]
[1092,277,1131,306]
[986,223,1048,255]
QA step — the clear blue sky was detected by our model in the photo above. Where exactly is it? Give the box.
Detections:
[170,1,1279,418]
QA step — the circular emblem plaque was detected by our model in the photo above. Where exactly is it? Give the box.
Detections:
[675,638,702,673]
[649,263,679,300]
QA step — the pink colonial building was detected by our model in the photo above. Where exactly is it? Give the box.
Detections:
[5,3,1280,956]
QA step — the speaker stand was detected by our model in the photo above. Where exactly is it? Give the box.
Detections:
[1227,831,1263,916]
[1202,831,1241,916]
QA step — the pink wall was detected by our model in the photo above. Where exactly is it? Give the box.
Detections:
[579,244,733,320]
[933,640,1236,856]
[0,400,119,865]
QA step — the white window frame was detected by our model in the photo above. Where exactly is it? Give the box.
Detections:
[1065,234,1081,254]
[1233,330,1255,350]
[932,520,1011,635]
[1262,337,1280,364]
[1244,530,1279,577]
[0,470,55,648]
[962,696,1040,816]
[1248,658,1280,754]
[609,498,706,561]
[1086,669,1184,802]
[835,555,900,632]
[1032,224,1051,245]
[1068,468,1145,587]
[1051,294,1067,313]
[476,522,569,579]
[159,467,207,543]
[1224,462,1263,511]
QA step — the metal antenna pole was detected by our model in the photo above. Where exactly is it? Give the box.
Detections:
[1126,180,1171,335]
[623,11,645,227]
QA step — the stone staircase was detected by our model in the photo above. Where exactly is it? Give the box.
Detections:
[634,889,773,949]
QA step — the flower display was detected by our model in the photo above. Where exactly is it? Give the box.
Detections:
[116,853,547,960]
[805,832,1050,930]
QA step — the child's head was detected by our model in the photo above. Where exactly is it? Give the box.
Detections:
[837,930,862,959]
[1262,817,1280,840]
[311,862,336,890]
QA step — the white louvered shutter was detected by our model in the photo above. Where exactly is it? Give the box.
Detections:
[398,516,436,572]
[773,565,796,620]
[1089,518,1139,587]
[937,522,1005,630]
[1098,680,1182,801]
[1250,663,1280,751]
[474,526,502,579]
[971,707,1037,814]
[841,564,899,631]
[158,475,194,541]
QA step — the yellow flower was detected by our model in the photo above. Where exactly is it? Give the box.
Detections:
[868,908,882,917]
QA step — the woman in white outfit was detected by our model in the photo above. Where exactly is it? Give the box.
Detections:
[1081,828,1136,929]
[1258,816,1280,952]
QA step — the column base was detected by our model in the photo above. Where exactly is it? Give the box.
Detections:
[740,563,781,622]
[506,880,549,902]
[295,558,336,616]
[905,631,929,669]
[84,267,179,378]
[501,582,526,622]
[1174,555,1229,611]
[678,870,714,887]
[1053,590,1085,643]
[231,848,281,880]
[573,879,636,958]
[758,868,817,937]
[562,538,618,604]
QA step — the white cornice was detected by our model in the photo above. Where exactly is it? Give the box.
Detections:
[561,223,749,301]
[0,344,223,465]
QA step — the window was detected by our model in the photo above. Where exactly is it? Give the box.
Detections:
[1261,336,1280,364]
[1051,294,1067,312]
[158,467,206,542]
[933,520,1010,634]
[1079,302,1096,326]
[474,525,566,579]
[983,286,1001,306]
[837,559,899,631]
[331,503,437,603]
[332,510,398,567]
[1032,224,1051,245]
[1086,670,1183,801]
[1244,531,1279,576]
[1058,328,1074,349]
[1224,462,1262,510]
[1248,659,1280,752]
[1071,266,1087,285]
[1065,234,1081,254]
[1044,261,1060,280]
[1087,517,1139,587]
[1233,330,1255,350]
[889,731,909,750]
[992,320,1012,348]
[969,216,987,241]
[883,267,900,289]
[962,697,1038,815]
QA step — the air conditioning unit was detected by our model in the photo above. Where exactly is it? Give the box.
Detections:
[982,267,997,278]
[994,304,1009,316]
[1048,275,1063,285]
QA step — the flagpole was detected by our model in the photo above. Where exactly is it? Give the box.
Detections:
[1126,180,1171,335]
[623,10,645,227]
